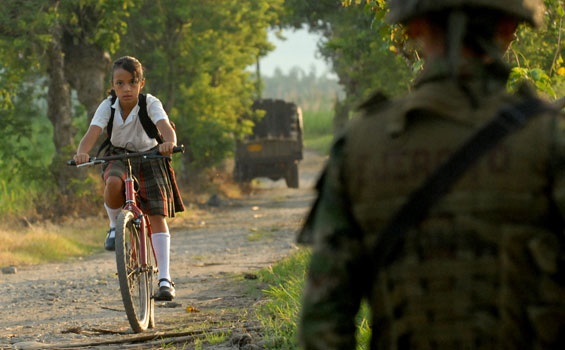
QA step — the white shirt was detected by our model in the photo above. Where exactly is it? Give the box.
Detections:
[91,93,168,152]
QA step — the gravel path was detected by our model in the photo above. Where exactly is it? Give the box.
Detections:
[0,151,326,349]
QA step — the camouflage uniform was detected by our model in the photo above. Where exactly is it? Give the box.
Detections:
[298,2,565,349]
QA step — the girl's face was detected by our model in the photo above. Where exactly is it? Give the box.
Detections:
[112,67,145,108]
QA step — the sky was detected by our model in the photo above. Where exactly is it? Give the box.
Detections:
[258,29,334,78]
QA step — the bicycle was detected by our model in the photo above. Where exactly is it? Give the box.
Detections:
[68,145,184,333]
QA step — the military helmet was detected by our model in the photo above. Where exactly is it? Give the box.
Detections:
[387,0,545,27]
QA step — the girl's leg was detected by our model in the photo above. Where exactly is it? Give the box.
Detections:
[149,215,175,300]
[103,175,125,251]
[105,175,125,209]
[104,203,121,229]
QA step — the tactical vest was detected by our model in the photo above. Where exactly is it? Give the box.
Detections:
[344,79,565,348]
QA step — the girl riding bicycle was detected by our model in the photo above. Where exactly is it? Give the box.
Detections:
[73,56,184,301]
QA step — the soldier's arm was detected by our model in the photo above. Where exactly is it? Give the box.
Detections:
[299,137,367,349]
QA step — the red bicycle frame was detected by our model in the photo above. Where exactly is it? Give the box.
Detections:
[123,159,155,270]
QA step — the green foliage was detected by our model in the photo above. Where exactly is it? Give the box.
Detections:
[509,67,556,96]
[60,0,134,54]
[0,0,563,219]
[119,0,284,170]
[255,249,310,349]
[282,0,412,109]
[255,248,372,350]
[355,302,372,350]
[302,110,335,154]
[0,0,132,86]
[0,1,47,105]
[286,0,565,119]
[0,0,134,210]
[303,110,334,136]
[0,0,286,213]
[0,79,55,216]
[506,0,565,98]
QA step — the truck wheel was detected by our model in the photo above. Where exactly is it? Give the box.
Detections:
[285,163,299,188]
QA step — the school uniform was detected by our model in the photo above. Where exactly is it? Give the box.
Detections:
[91,94,185,217]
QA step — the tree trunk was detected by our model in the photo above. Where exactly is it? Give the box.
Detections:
[63,31,111,120]
[46,22,75,195]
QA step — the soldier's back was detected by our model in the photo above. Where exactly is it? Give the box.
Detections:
[343,78,565,349]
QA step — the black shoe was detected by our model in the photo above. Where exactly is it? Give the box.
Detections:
[104,228,116,251]
[154,279,175,301]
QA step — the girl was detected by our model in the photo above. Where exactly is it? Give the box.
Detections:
[74,56,184,301]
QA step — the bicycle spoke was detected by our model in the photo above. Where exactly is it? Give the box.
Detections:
[115,211,154,333]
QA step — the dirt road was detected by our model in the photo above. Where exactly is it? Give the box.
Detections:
[0,151,326,349]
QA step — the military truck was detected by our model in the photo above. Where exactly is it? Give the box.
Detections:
[234,99,303,188]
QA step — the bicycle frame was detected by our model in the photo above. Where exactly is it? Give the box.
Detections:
[123,158,154,270]
[68,145,184,332]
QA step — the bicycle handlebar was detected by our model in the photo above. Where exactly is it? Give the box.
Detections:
[67,145,185,167]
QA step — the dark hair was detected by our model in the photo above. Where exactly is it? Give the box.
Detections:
[109,56,144,97]
[112,56,144,80]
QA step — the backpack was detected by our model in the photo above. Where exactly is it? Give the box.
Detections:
[98,93,164,155]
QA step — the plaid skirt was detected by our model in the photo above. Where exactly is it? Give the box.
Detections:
[102,146,185,217]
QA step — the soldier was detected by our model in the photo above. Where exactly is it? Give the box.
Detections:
[298,0,565,349]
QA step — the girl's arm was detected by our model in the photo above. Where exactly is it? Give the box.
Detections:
[74,125,103,164]
[156,119,177,155]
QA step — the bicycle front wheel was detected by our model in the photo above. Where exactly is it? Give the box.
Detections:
[115,210,155,333]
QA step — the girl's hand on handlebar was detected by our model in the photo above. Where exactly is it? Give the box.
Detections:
[159,141,176,156]
[74,153,90,165]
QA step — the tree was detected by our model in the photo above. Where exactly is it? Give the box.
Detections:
[343,0,565,98]
[508,0,565,97]
[118,0,284,173]
[281,0,412,126]
[283,0,564,123]
[0,0,286,200]
[0,0,132,193]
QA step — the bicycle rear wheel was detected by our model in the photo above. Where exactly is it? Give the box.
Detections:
[115,210,155,332]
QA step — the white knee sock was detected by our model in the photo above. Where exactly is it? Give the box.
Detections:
[152,232,171,287]
[104,203,121,230]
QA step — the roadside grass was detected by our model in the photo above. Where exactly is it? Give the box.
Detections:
[253,248,372,350]
[303,109,334,155]
[0,218,105,267]
[0,180,30,215]
[252,248,307,349]
[246,226,279,242]
[194,331,230,349]
[305,134,334,155]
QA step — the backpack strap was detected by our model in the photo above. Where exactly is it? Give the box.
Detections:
[373,96,556,270]
[97,93,164,156]
[107,94,161,142]
[96,94,118,156]
[137,94,163,143]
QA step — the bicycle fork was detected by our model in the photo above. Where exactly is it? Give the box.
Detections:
[124,161,157,274]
